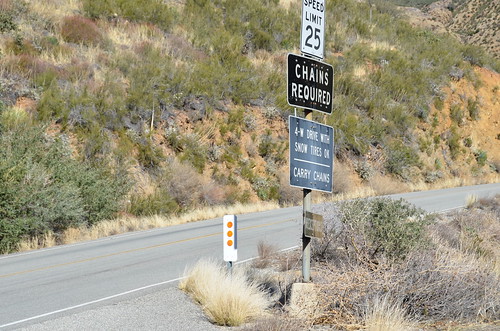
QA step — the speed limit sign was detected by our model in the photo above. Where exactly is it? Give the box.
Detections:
[301,0,325,59]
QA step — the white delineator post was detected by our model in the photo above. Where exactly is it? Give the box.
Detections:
[223,215,237,268]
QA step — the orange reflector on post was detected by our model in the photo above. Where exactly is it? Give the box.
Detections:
[223,215,237,262]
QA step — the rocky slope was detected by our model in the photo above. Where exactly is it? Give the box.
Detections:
[398,0,500,59]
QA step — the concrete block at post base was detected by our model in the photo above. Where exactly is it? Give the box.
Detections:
[288,282,319,319]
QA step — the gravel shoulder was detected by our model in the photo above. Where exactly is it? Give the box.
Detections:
[19,286,222,331]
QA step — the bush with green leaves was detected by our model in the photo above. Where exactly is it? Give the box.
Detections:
[475,150,487,167]
[0,11,17,33]
[127,188,178,216]
[447,125,462,159]
[385,140,421,180]
[313,198,432,263]
[0,0,28,33]
[82,0,174,31]
[0,125,129,253]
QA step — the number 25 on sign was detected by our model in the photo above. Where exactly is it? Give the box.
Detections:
[301,0,325,59]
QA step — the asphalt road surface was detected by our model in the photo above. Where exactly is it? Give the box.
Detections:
[1,183,499,329]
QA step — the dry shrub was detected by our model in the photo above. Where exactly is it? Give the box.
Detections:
[431,208,500,273]
[369,173,408,195]
[252,240,278,269]
[332,161,353,195]
[0,0,13,11]
[179,259,271,326]
[278,170,301,206]
[60,16,104,46]
[466,194,478,208]
[392,248,500,322]
[166,159,226,208]
[315,247,499,326]
[310,201,499,327]
[13,55,61,80]
[474,194,500,216]
[275,249,301,272]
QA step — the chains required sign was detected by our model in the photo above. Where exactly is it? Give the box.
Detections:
[287,53,333,114]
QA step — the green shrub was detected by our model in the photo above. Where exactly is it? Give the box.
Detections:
[385,140,420,180]
[467,98,480,120]
[0,11,17,32]
[0,126,129,252]
[0,0,28,33]
[315,198,431,263]
[450,104,463,125]
[128,189,178,216]
[258,133,286,164]
[167,132,207,172]
[82,0,174,31]
[137,138,164,169]
[464,137,472,148]
[252,177,279,201]
[475,150,487,167]
[447,126,461,160]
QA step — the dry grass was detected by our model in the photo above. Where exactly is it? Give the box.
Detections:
[16,202,279,250]
[369,173,409,195]
[466,194,479,208]
[28,0,81,22]
[179,259,271,326]
[16,232,56,252]
[365,295,415,331]
[106,21,166,51]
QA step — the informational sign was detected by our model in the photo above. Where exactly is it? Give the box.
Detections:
[289,115,334,193]
[223,215,237,262]
[304,211,324,238]
[287,53,333,114]
[301,0,326,59]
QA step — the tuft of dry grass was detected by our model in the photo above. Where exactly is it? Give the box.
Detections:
[179,259,271,326]
[465,194,479,208]
[365,295,415,331]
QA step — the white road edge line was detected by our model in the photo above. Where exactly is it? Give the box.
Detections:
[0,245,299,329]
[0,277,184,329]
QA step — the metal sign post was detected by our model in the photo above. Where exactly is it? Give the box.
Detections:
[290,0,332,284]
[302,109,313,283]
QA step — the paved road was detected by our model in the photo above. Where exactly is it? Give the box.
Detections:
[1,183,499,329]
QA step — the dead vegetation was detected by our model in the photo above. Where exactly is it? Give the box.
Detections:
[183,195,499,330]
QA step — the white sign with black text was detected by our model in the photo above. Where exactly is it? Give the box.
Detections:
[301,0,326,59]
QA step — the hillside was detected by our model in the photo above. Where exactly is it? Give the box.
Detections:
[393,0,500,59]
[0,0,499,252]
